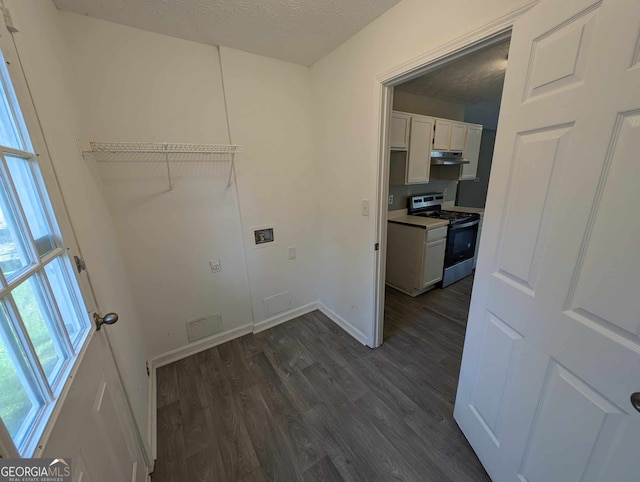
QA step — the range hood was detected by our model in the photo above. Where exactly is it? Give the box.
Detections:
[430,150,470,165]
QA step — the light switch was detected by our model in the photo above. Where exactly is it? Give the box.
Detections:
[288,246,296,260]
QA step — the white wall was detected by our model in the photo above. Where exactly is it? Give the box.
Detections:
[58,13,317,358]
[393,90,465,120]
[58,13,253,358]
[6,0,150,452]
[220,47,318,323]
[311,0,532,344]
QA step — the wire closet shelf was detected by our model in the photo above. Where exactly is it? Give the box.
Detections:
[83,141,241,190]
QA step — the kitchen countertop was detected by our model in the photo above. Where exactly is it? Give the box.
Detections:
[388,210,449,229]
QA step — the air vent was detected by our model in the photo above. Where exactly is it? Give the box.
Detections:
[186,314,222,342]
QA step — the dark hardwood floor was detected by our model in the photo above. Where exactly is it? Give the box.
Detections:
[153,275,489,481]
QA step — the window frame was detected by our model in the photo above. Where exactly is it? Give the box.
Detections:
[0,28,96,457]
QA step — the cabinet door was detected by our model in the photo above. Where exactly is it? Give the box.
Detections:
[422,238,446,287]
[433,119,453,150]
[450,122,467,151]
[460,124,482,180]
[390,112,410,150]
[407,116,434,183]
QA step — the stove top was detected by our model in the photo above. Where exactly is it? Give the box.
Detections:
[407,193,480,225]
[411,210,478,224]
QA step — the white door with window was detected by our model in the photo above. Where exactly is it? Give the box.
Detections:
[455,0,640,480]
[0,21,148,482]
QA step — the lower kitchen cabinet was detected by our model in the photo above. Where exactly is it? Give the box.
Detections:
[423,238,446,287]
[386,221,448,296]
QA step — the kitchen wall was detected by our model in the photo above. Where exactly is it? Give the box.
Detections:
[457,129,497,207]
[58,12,318,359]
[393,91,465,120]
[6,0,150,454]
[311,0,532,344]
[388,180,459,211]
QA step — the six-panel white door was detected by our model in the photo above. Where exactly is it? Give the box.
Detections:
[454,0,640,480]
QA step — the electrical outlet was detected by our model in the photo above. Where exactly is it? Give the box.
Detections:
[210,258,221,273]
[361,199,370,216]
[388,194,394,205]
[288,246,296,260]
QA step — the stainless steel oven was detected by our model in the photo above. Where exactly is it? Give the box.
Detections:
[442,217,479,287]
[407,193,480,287]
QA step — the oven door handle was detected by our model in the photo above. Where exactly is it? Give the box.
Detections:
[449,219,480,230]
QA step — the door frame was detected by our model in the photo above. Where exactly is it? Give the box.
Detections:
[371,2,537,348]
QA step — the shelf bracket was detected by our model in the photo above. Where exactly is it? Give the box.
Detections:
[227,151,236,188]
[163,144,173,192]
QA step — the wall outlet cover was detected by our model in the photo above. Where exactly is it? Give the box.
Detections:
[388,194,394,205]
[210,258,222,273]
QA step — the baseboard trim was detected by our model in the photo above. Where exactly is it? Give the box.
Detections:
[317,302,369,346]
[150,323,254,370]
[252,301,319,334]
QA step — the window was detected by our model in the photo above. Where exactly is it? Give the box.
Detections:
[0,49,90,455]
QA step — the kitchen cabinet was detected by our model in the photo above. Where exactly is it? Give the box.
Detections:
[390,112,410,150]
[423,238,446,287]
[433,119,452,150]
[389,113,434,185]
[460,124,483,181]
[386,220,447,296]
[450,122,467,151]
[406,115,434,183]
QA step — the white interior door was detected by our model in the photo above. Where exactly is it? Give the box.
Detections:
[454,0,640,480]
[0,18,148,482]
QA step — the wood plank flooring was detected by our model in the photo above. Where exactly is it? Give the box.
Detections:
[153,276,489,481]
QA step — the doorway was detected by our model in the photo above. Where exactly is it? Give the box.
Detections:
[374,30,512,344]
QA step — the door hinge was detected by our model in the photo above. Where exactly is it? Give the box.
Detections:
[1,8,18,33]
[73,255,87,273]
[374,243,380,251]
[146,361,150,377]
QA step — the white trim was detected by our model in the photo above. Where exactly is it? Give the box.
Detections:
[149,323,253,369]
[317,302,369,346]
[147,363,157,463]
[371,1,537,350]
[253,301,319,333]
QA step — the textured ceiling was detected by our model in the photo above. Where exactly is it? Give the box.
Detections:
[396,40,511,105]
[52,0,401,66]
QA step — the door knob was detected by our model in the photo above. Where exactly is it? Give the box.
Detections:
[93,312,119,331]
[631,393,640,413]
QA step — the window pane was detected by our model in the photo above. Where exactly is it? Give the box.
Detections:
[0,51,29,152]
[12,277,68,383]
[0,302,44,451]
[44,258,86,346]
[5,155,56,257]
[0,184,31,278]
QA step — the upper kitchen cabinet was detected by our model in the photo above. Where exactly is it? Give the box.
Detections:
[407,115,434,184]
[460,124,483,181]
[390,112,411,150]
[433,119,452,150]
[450,122,467,151]
[389,112,434,185]
[434,119,467,151]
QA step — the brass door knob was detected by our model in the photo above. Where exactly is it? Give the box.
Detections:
[93,312,119,331]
